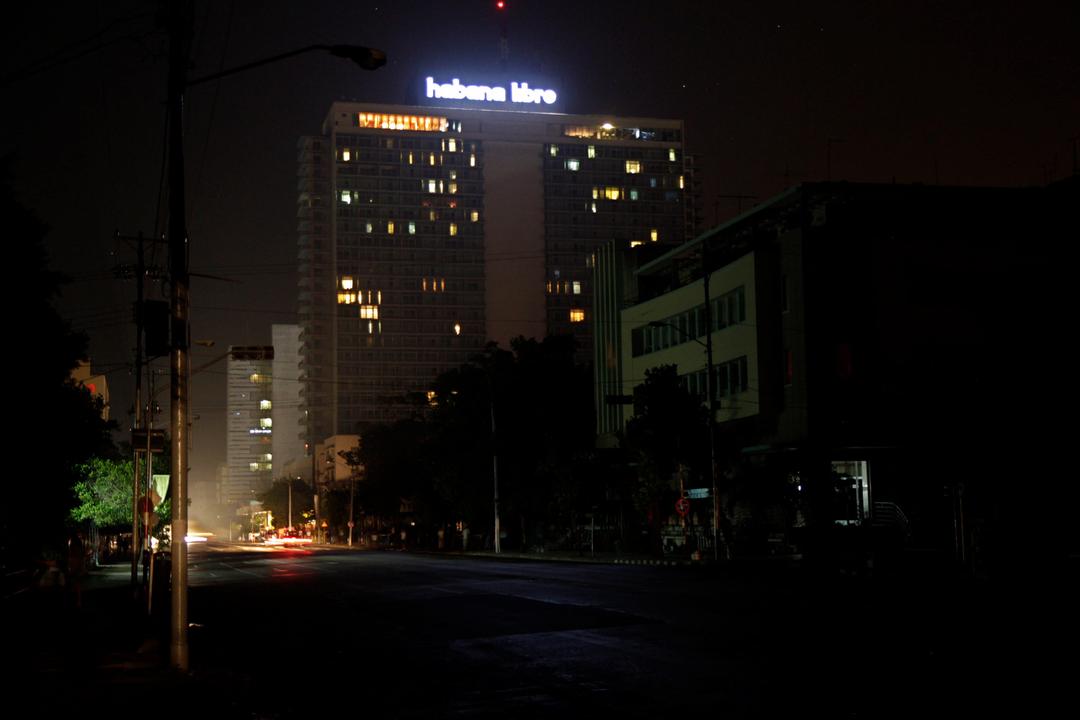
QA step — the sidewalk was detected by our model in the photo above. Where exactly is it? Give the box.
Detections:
[4,562,182,710]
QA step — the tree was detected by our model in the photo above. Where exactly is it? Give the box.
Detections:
[70,457,170,531]
[257,478,314,531]
[3,165,117,566]
[624,364,709,546]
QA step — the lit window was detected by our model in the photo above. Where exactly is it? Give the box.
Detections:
[449,223,458,236]
[360,305,379,319]
[426,390,437,407]
[630,189,639,201]
[651,228,659,242]
[357,112,448,132]
[260,418,272,429]
[650,178,657,188]
[341,191,351,205]
[669,148,677,161]
[438,180,445,193]
[449,182,458,194]
[572,281,582,294]
[429,210,437,221]
[471,210,479,222]
[342,149,351,162]
[428,179,437,193]
[448,138,457,152]
[408,221,416,234]
[625,160,641,174]
[453,322,462,335]
[679,175,685,189]
[422,278,428,292]
[250,462,259,472]
[566,158,580,171]
[440,279,446,292]
[365,221,373,233]
[341,276,354,290]
[604,187,621,200]
[387,221,395,234]
[260,400,272,410]
[408,151,414,165]
[630,240,644,248]
[587,145,596,159]
[591,202,597,213]
[569,309,585,323]
[450,169,457,180]
[337,292,356,304]
[549,145,558,157]
[470,153,476,167]
[429,153,436,166]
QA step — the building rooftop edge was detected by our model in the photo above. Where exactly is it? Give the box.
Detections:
[324,100,684,129]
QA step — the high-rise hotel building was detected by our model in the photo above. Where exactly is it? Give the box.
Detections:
[298,77,701,442]
[224,346,274,506]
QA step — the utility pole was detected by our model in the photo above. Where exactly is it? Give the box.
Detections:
[131,232,144,588]
[166,0,193,672]
[114,231,166,588]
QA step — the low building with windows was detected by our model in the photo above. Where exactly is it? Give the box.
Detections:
[596,178,1075,565]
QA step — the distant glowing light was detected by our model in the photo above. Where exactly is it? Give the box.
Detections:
[601,122,614,130]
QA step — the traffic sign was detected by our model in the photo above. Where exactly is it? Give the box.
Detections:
[675,497,690,516]
[685,488,711,499]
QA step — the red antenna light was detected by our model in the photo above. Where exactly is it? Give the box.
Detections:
[496,1,506,8]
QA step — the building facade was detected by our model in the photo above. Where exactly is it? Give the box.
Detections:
[224,346,274,507]
[596,179,1075,564]
[271,324,304,479]
[298,89,701,442]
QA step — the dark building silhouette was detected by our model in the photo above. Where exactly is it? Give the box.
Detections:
[597,178,1077,572]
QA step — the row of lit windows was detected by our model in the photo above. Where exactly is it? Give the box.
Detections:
[248,462,273,472]
[552,144,679,164]
[337,187,483,206]
[346,321,465,338]
[590,180,683,199]
[343,148,477,167]
[336,217,475,236]
[546,280,582,295]
[561,125,682,143]
[355,113,454,133]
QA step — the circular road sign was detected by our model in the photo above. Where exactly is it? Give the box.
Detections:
[675,497,690,516]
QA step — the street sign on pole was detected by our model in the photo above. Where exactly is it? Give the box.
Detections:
[132,428,166,453]
[685,488,711,499]
[675,497,690,516]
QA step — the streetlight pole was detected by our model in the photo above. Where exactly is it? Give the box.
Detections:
[649,251,725,561]
[164,0,385,668]
[491,397,501,555]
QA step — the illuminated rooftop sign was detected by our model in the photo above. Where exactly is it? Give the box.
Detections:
[425,76,557,106]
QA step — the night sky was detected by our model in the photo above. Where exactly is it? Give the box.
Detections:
[4,0,1077,523]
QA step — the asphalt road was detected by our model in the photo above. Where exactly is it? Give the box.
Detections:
[7,541,1062,718]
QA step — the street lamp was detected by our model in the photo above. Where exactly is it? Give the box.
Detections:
[165,0,386,670]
